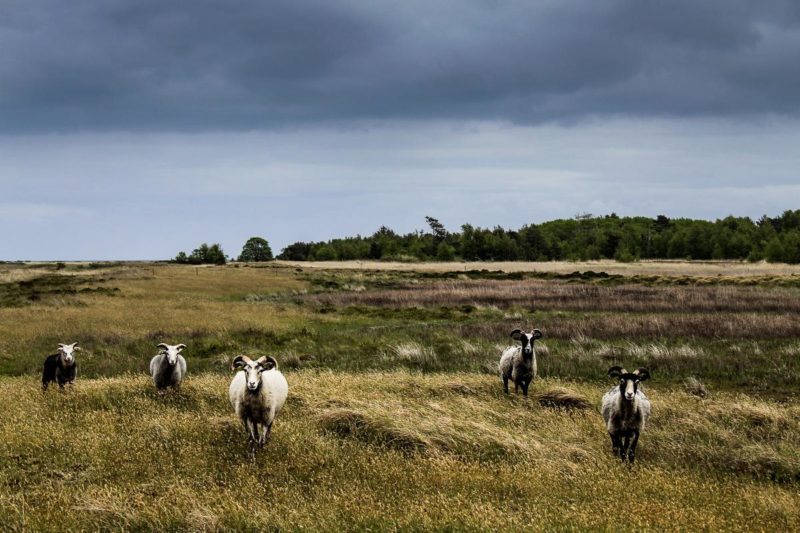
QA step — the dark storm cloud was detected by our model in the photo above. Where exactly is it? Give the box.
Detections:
[1,0,799,132]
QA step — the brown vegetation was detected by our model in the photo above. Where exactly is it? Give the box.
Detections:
[307,278,800,312]
[279,259,800,277]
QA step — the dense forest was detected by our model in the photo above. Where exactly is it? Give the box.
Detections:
[277,210,800,263]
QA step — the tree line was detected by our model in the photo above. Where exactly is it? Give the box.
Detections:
[174,237,273,265]
[276,210,800,263]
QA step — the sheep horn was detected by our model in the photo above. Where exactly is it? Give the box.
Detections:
[157,343,169,351]
[607,366,625,378]
[176,344,187,351]
[231,355,251,370]
[262,356,278,371]
[510,329,523,339]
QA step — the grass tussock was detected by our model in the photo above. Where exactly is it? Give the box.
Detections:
[317,408,431,453]
[536,387,592,410]
[685,376,709,398]
[385,342,438,366]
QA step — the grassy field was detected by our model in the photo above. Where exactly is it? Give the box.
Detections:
[0,261,798,531]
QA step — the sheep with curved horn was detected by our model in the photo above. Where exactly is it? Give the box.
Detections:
[149,343,187,392]
[499,328,543,396]
[229,355,288,451]
[601,366,652,463]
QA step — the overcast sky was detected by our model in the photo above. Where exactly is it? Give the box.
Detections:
[2,0,799,260]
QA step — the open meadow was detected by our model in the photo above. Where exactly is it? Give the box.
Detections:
[0,261,799,531]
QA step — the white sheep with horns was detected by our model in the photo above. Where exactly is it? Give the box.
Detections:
[229,355,289,450]
[149,343,187,391]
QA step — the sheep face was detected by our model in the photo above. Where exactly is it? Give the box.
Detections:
[157,343,186,366]
[232,355,277,392]
[57,343,80,365]
[608,366,650,401]
[510,329,542,358]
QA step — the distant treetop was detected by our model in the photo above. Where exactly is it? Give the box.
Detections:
[238,237,273,262]
[174,243,226,265]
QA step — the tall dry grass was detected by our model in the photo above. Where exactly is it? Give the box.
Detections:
[0,372,797,530]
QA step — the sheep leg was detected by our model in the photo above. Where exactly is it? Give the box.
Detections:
[627,431,640,464]
[258,422,273,449]
[502,375,509,394]
[609,433,621,456]
[246,420,258,443]
[620,436,631,461]
[521,380,529,397]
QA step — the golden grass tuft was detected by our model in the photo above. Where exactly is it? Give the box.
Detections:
[684,376,709,398]
[386,342,438,365]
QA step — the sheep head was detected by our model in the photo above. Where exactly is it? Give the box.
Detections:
[608,366,650,401]
[510,329,543,358]
[57,342,80,365]
[232,355,278,392]
[157,343,186,366]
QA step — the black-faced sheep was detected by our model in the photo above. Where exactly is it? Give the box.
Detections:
[229,355,288,450]
[42,342,79,391]
[499,329,542,396]
[601,366,652,463]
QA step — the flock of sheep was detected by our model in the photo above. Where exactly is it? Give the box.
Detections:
[43,342,288,452]
[41,330,652,462]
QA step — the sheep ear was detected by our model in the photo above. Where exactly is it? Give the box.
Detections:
[73,346,82,351]
[608,366,624,378]
[157,343,169,351]
[260,356,278,371]
[531,329,543,340]
[634,368,650,381]
[231,355,250,370]
[510,329,523,340]
[176,344,187,352]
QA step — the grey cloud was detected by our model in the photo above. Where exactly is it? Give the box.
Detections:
[1,0,800,132]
